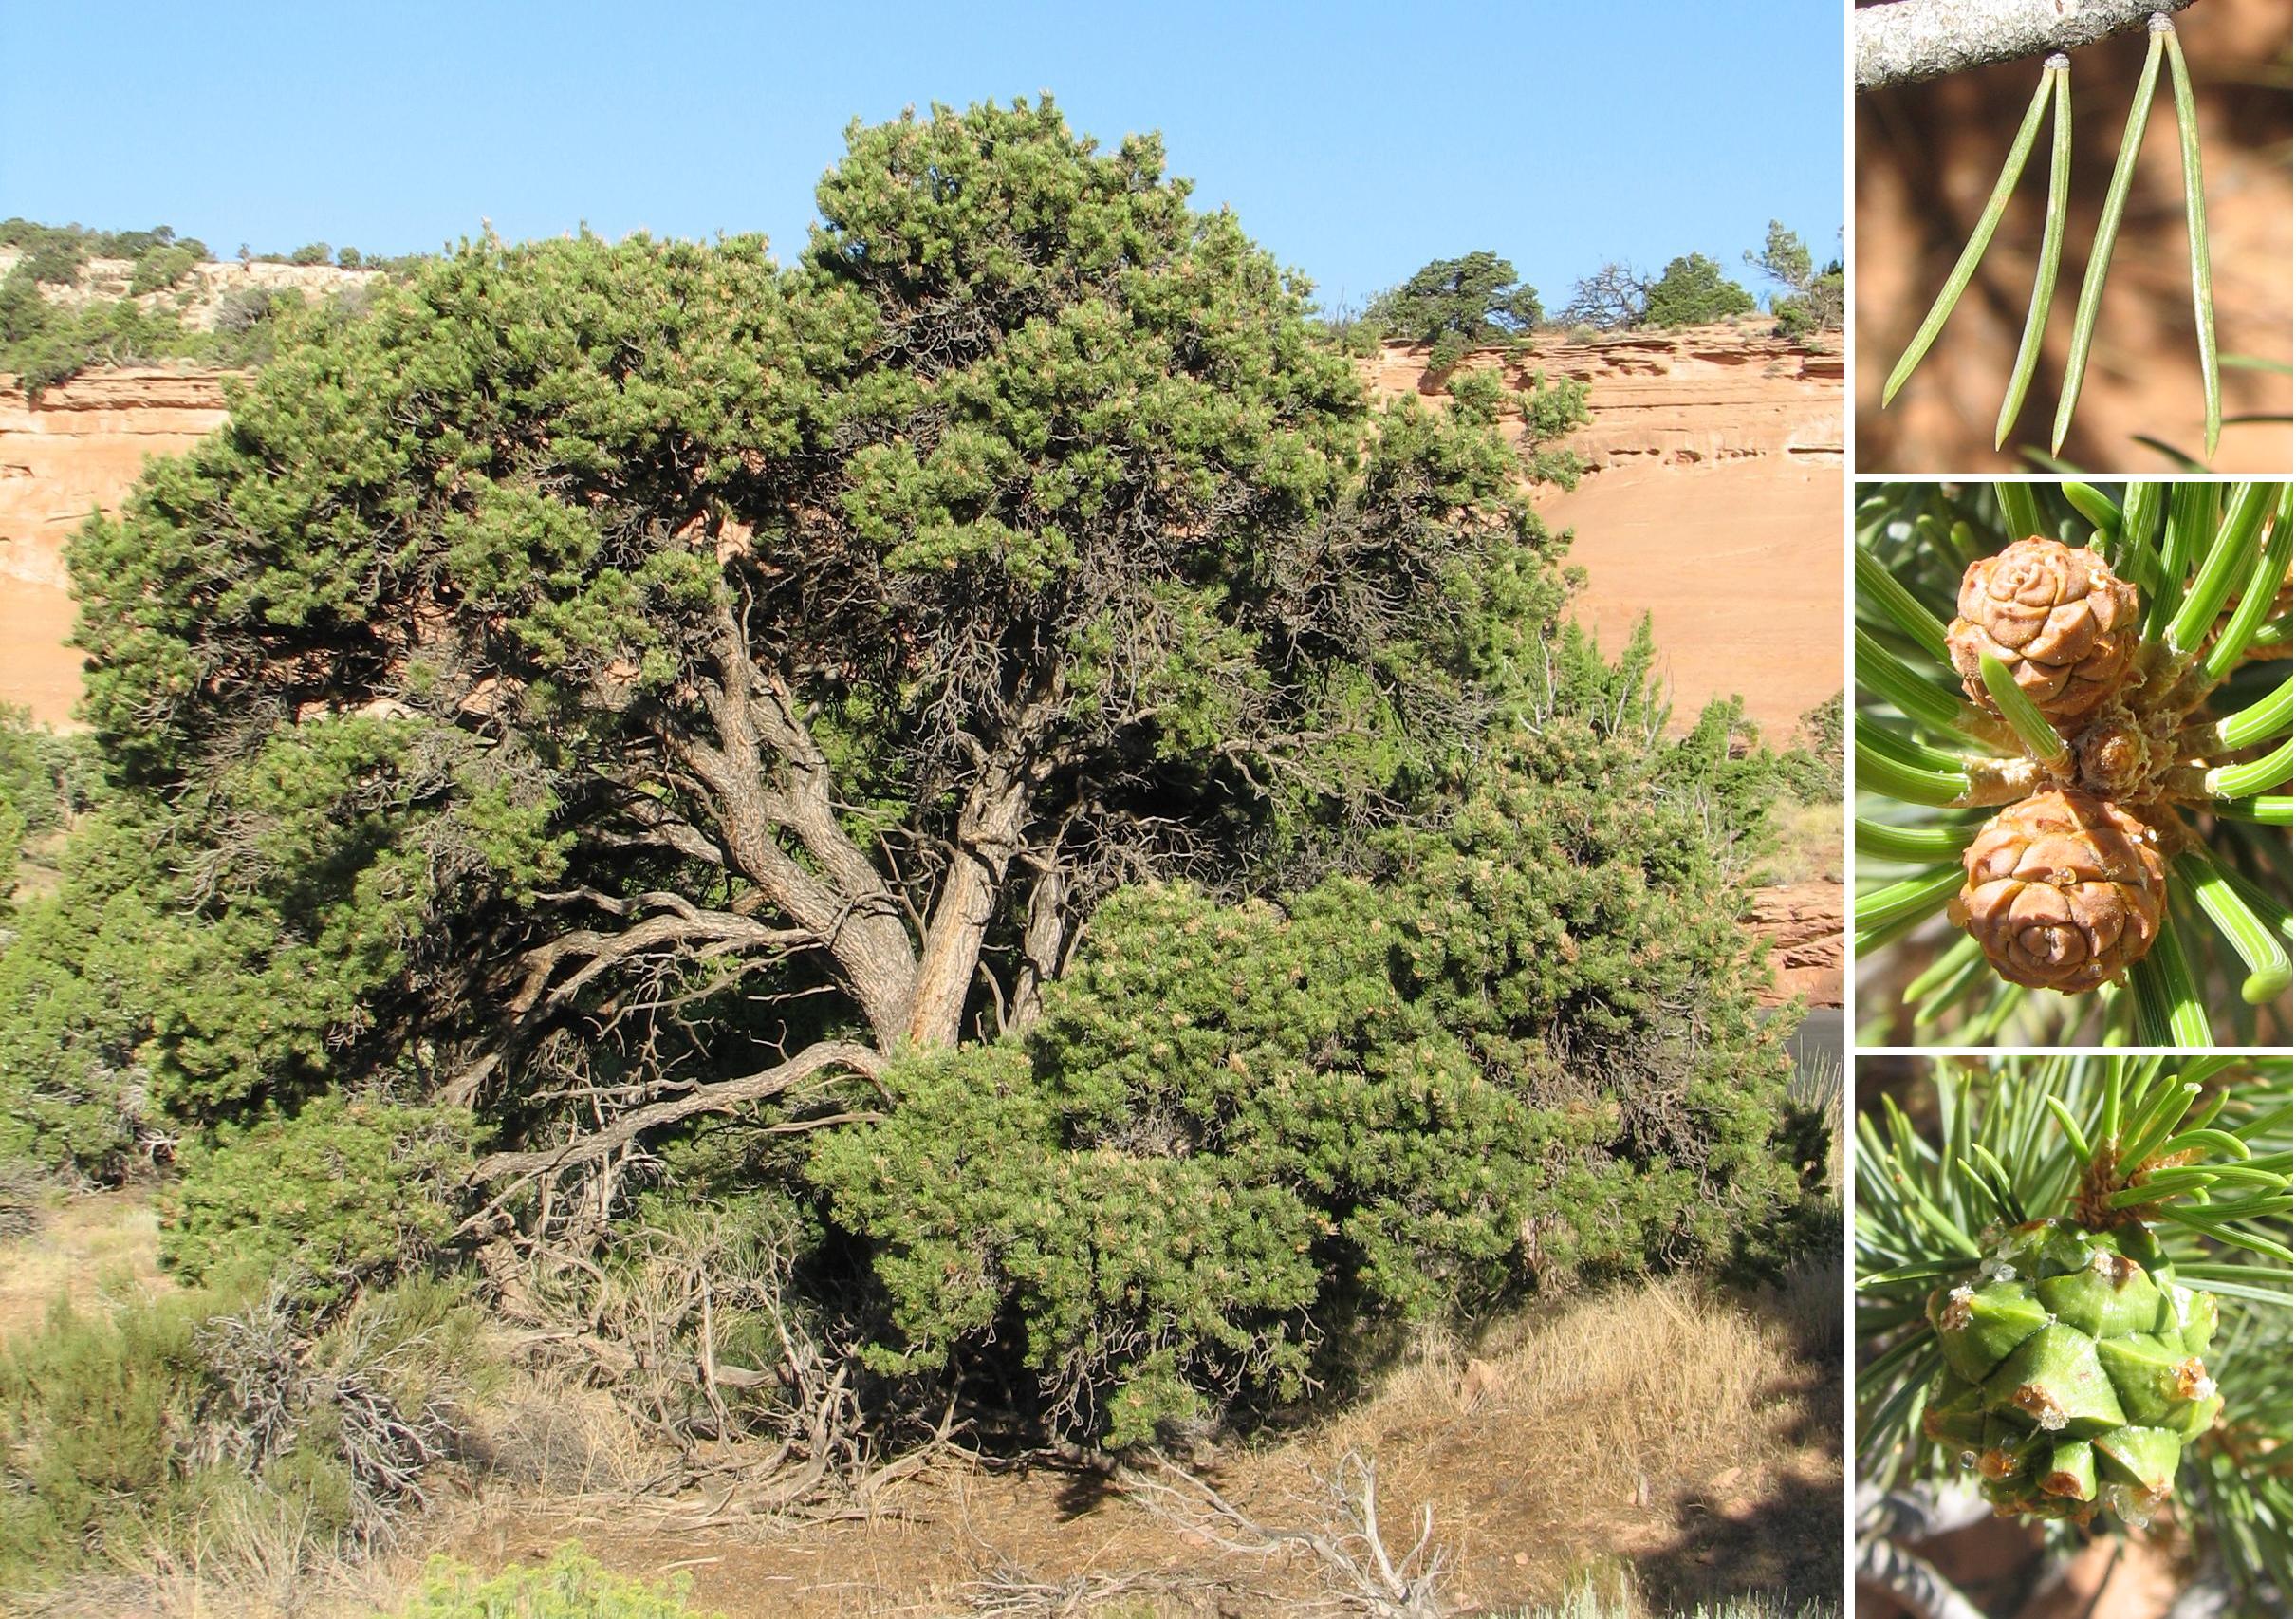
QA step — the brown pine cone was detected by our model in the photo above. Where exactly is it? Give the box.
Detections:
[1946,539,2139,725]
[1947,789,2167,993]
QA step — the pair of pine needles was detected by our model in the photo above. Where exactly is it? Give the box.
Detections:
[1882,14,2219,459]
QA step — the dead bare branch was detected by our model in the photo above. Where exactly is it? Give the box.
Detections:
[1125,1449,1454,1618]
[467,1040,884,1184]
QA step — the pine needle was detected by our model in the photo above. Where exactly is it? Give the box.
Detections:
[1885,64,2055,408]
[2054,26,2168,455]
[2161,21,2221,457]
[1998,58,2072,448]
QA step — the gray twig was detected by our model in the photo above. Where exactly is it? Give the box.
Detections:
[1857,0,2199,91]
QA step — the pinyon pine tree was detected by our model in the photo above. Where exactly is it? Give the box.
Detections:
[1364,250,1543,373]
[0,96,1822,1472]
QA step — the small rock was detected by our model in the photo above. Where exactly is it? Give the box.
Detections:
[1460,1357,1507,1405]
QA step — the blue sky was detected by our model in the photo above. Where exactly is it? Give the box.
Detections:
[2,0,1843,313]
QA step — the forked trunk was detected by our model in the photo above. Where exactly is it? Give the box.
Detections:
[905,765,1031,1047]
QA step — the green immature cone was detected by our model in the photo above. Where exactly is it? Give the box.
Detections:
[1923,1218,2223,1524]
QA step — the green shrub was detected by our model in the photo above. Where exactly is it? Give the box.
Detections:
[814,730,1816,1446]
[288,241,333,266]
[16,236,84,287]
[1515,369,1591,489]
[0,809,174,1177]
[1444,364,1587,491]
[0,703,97,838]
[0,1274,483,1591]
[1777,691,1844,804]
[388,1545,721,1618]
[0,1279,375,1585]
[128,244,201,296]
[0,1285,241,1583]
[164,1095,478,1304]
[1642,253,1755,328]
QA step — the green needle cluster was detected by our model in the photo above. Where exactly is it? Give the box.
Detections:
[1881,15,2222,463]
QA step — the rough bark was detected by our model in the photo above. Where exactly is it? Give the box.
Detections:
[672,603,924,1050]
[1007,860,1069,1032]
[1855,0,2198,91]
[906,759,1033,1046]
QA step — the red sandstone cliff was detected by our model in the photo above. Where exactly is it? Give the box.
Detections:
[0,369,231,724]
[1363,322,1844,743]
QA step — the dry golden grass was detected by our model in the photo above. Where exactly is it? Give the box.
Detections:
[1248,1264,1841,1612]
[1761,802,1845,888]
[0,1188,171,1344]
[0,1199,1841,1619]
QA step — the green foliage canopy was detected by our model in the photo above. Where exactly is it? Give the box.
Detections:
[1641,252,1757,328]
[56,96,1561,1169]
[1367,251,1543,371]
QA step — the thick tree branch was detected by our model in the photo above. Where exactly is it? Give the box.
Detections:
[1007,853,1071,1033]
[663,603,925,1048]
[907,754,1033,1046]
[1856,0,2197,91]
[467,1039,886,1182]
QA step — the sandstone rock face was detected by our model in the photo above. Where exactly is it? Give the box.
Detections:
[1363,322,1843,474]
[0,369,231,723]
[1746,880,1847,1009]
[1364,320,1844,742]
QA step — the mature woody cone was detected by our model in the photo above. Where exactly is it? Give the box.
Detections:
[1947,539,2139,725]
[1923,1219,2222,1526]
[1947,790,2167,993]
